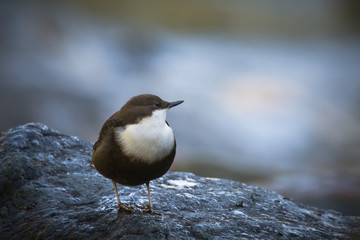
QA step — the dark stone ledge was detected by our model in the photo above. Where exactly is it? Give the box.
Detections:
[0,123,359,239]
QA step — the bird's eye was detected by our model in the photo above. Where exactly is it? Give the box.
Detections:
[154,101,161,108]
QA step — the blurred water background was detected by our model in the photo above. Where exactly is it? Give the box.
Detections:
[1,0,359,215]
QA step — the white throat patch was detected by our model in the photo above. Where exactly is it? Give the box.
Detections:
[115,109,175,163]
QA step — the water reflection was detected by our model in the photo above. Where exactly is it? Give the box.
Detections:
[0,0,359,215]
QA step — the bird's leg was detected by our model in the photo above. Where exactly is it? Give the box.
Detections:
[142,182,163,215]
[112,180,134,213]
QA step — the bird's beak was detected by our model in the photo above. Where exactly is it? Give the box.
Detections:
[168,100,184,109]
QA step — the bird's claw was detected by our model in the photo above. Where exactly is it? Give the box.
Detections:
[117,204,135,213]
[141,204,163,215]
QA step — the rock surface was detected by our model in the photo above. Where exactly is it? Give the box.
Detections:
[0,123,359,240]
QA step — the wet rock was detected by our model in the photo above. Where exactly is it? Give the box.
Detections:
[0,123,359,240]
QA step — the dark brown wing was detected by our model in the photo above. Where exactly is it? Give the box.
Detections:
[93,118,125,152]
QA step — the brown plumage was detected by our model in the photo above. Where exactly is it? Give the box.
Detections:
[92,94,183,214]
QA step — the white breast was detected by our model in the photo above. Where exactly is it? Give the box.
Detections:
[115,109,175,163]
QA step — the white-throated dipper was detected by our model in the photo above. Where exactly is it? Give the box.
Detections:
[91,94,183,214]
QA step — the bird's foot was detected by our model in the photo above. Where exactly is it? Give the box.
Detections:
[141,204,163,216]
[117,204,135,214]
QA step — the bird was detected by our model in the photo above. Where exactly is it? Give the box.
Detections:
[91,94,183,214]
